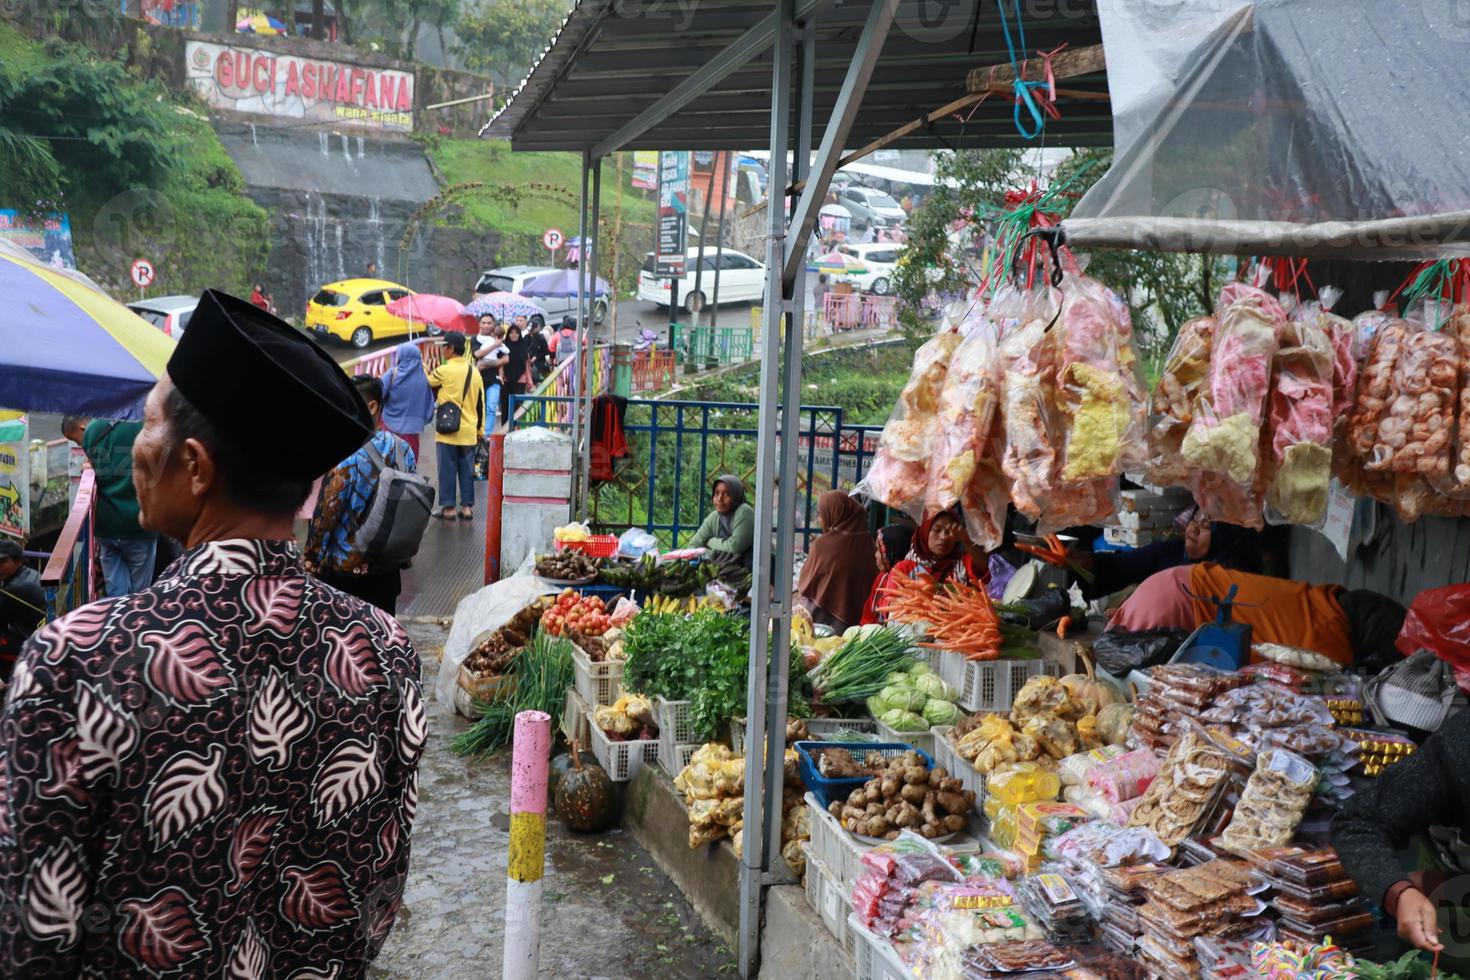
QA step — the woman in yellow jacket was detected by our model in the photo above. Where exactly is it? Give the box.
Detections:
[427,331,486,520]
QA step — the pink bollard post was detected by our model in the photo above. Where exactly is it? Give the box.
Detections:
[503,710,551,980]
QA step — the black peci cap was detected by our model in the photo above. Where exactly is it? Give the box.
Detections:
[166,289,372,480]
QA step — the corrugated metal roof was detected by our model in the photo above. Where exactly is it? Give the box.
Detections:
[482,0,1110,152]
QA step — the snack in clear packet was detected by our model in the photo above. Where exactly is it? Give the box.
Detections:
[1148,313,1217,486]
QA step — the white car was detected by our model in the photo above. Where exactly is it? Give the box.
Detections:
[833,243,903,296]
[127,295,198,339]
[637,247,766,313]
[473,265,607,327]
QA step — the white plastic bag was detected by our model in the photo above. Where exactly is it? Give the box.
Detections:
[434,573,557,715]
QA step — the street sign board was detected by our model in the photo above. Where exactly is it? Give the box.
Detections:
[542,227,564,251]
[655,151,690,278]
[130,258,155,289]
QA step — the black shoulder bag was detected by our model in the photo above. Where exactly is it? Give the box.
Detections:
[434,360,473,435]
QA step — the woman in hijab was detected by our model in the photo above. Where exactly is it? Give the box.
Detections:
[888,509,985,586]
[499,323,533,424]
[1068,506,1264,602]
[378,341,436,455]
[795,492,879,633]
[860,524,915,625]
[687,474,756,568]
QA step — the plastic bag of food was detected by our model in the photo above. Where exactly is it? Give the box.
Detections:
[996,284,1063,520]
[1053,276,1147,483]
[1263,307,1336,525]
[959,426,1012,551]
[927,308,1002,514]
[1147,314,1217,486]
[1347,318,1408,465]
[1374,317,1456,478]
[856,324,965,516]
[1180,283,1286,486]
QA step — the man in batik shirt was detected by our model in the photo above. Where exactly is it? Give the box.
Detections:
[0,289,425,977]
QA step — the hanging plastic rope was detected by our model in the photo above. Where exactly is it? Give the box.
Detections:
[1389,258,1470,327]
[995,0,1058,139]
[975,158,1098,294]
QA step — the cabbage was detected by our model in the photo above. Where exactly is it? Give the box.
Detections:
[886,670,910,684]
[915,673,958,701]
[922,699,961,726]
[908,661,933,677]
[867,696,885,718]
[879,708,929,732]
[879,683,926,712]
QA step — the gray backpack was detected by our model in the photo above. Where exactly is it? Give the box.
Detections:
[354,438,435,568]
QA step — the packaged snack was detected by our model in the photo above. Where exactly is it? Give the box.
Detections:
[927,311,1002,516]
[962,939,1075,973]
[1086,748,1161,803]
[986,762,1061,807]
[1218,746,1317,856]
[1264,310,1336,525]
[995,286,1063,520]
[1126,723,1232,846]
[1268,847,1349,886]
[1378,322,1456,477]
[1053,276,1147,483]
[1148,314,1218,486]
[1057,745,1128,786]
[1449,304,1470,488]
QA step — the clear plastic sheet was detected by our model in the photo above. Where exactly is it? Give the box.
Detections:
[1076,1,1470,259]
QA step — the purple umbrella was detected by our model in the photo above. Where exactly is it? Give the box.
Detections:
[520,269,610,298]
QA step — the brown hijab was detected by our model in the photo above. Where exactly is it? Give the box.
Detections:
[797,491,879,631]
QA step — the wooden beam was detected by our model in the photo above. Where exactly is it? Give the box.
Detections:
[966,42,1107,92]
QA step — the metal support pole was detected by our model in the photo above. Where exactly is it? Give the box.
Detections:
[579,156,602,519]
[571,151,590,520]
[483,430,505,585]
[711,152,730,332]
[738,1,795,975]
[691,159,718,335]
[502,709,551,980]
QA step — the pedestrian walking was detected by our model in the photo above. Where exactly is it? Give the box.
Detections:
[526,316,551,383]
[380,340,436,455]
[306,375,419,614]
[428,331,485,520]
[474,315,508,429]
[61,413,160,597]
[0,288,423,975]
[500,322,532,424]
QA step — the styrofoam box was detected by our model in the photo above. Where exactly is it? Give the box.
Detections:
[802,845,858,963]
[589,724,658,781]
[1103,525,1167,549]
[570,644,623,707]
[956,658,1061,713]
[850,917,917,980]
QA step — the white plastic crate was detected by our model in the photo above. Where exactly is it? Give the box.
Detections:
[871,720,934,758]
[807,792,871,895]
[571,644,623,707]
[927,726,984,813]
[850,917,916,980]
[561,688,592,748]
[655,697,697,744]
[589,724,658,782]
[956,658,1060,713]
[802,846,858,962]
[935,650,966,694]
[657,738,697,777]
[729,716,878,754]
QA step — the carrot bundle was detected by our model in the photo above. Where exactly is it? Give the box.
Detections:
[876,576,1004,661]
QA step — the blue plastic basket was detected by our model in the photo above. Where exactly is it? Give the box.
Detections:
[794,740,935,810]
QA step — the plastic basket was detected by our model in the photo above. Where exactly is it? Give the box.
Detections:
[655,697,697,745]
[936,650,966,693]
[589,724,659,782]
[795,741,934,810]
[562,688,592,747]
[555,535,619,558]
[571,644,623,707]
[956,658,1060,713]
[729,716,878,754]
[658,739,697,777]
[871,721,935,758]
[927,725,984,813]
[850,917,917,980]
[807,792,872,894]
[803,846,858,963]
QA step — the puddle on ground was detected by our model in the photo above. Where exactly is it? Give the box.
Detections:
[489,810,511,831]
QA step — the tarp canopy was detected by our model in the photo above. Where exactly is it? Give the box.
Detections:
[1064,0,1470,259]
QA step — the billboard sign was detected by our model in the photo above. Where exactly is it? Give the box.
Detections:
[632,150,658,191]
[0,211,75,269]
[655,151,690,278]
[185,41,415,132]
[0,414,28,541]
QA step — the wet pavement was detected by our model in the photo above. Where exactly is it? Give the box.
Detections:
[370,622,737,980]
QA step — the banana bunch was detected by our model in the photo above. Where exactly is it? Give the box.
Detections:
[645,594,721,616]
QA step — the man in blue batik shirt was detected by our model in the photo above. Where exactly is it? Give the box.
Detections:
[305,375,416,614]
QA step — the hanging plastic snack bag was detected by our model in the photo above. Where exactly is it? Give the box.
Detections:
[856,322,965,516]
[1347,318,1408,466]
[1147,314,1217,487]
[1264,306,1336,525]
[1373,315,1456,480]
[1180,283,1286,487]
[996,285,1063,520]
[1445,305,1470,490]
[1053,276,1147,483]
[926,306,1002,515]
[960,424,1012,551]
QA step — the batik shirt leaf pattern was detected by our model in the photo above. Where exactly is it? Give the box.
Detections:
[0,538,423,978]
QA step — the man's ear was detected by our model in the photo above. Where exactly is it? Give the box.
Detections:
[183,437,218,500]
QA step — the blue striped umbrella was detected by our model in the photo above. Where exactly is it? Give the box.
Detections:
[520,269,610,298]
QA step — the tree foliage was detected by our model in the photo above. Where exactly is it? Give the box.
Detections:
[455,0,568,91]
[895,147,1231,360]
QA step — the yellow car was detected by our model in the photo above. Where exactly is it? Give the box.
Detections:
[304,278,421,349]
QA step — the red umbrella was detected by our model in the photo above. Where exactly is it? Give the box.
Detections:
[387,293,476,334]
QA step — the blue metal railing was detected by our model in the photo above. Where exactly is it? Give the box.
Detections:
[510,394,883,550]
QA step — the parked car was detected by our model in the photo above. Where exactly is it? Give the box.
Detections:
[472,265,607,327]
[304,278,417,349]
[127,295,198,339]
[838,186,907,229]
[637,247,766,313]
[834,243,903,296]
